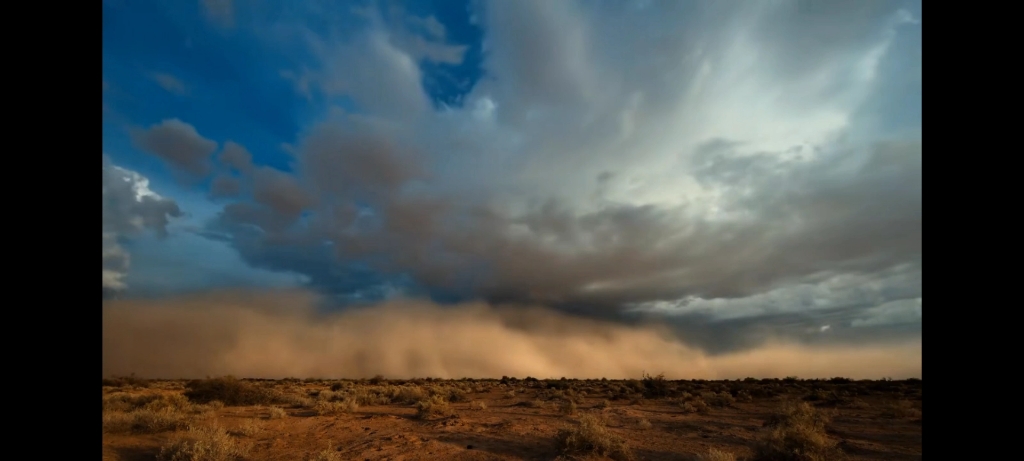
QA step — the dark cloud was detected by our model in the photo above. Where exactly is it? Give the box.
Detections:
[209,174,242,198]
[252,167,314,218]
[131,119,218,177]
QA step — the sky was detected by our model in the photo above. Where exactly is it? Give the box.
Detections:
[102,0,921,376]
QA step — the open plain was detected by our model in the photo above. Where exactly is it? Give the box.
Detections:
[102,375,922,461]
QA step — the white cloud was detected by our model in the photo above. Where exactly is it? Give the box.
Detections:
[149,72,188,95]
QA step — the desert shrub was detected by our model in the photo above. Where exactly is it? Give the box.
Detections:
[157,425,251,461]
[560,400,578,415]
[387,385,428,403]
[105,373,151,388]
[696,448,737,461]
[279,394,315,409]
[103,392,218,434]
[103,392,162,412]
[636,418,652,430]
[369,375,386,385]
[752,401,845,461]
[555,414,634,461]
[680,399,710,414]
[471,401,487,410]
[595,399,611,409]
[518,399,546,409]
[314,398,358,416]
[546,379,571,390]
[505,390,516,399]
[346,387,391,406]
[444,386,469,403]
[415,395,456,420]
[703,391,736,408]
[184,377,282,406]
[880,400,921,419]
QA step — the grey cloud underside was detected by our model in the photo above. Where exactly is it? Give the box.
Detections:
[208,135,920,314]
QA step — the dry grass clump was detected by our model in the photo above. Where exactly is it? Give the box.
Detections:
[184,377,283,406]
[230,419,265,437]
[695,448,737,461]
[471,401,487,410]
[556,413,634,461]
[254,405,287,419]
[157,425,252,461]
[635,417,653,430]
[752,401,846,461]
[307,442,342,461]
[595,399,611,409]
[560,400,579,416]
[414,395,456,420]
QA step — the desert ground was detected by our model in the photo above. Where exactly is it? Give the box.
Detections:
[102,375,921,461]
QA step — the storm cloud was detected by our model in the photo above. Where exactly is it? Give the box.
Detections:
[107,0,922,356]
